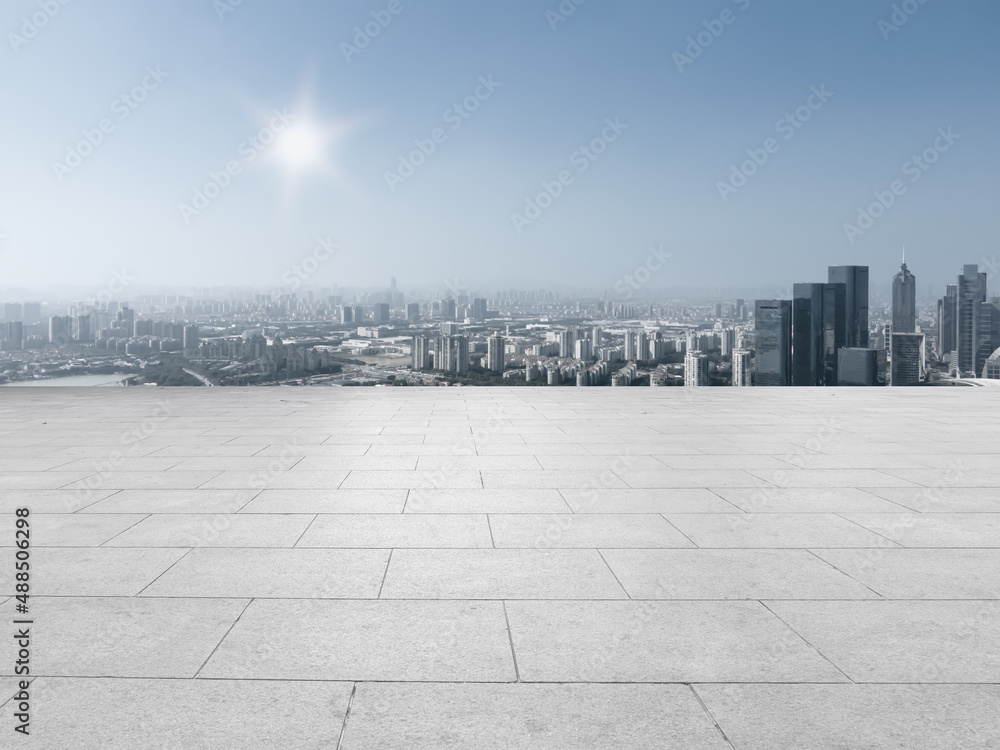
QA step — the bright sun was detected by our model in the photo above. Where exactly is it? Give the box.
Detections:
[250,75,367,214]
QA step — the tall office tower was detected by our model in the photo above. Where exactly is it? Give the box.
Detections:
[340,304,354,324]
[736,298,746,321]
[183,325,200,354]
[719,328,736,357]
[592,326,603,348]
[406,303,420,323]
[440,298,457,320]
[892,258,916,333]
[890,332,925,386]
[956,264,990,376]
[712,302,722,318]
[487,335,505,372]
[411,335,430,370]
[684,351,709,386]
[828,265,869,348]
[822,282,847,385]
[372,303,390,324]
[118,306,135,336]
[731,350,752,386]
[22,302,41,324]
[3,303,22,321]
[792,283,825,386]
[472,298,487,321]
[574,338,592,360]
[754,299,792,386]
[558,329,575,357]
[837,348,879,386]
[73,314,92,343]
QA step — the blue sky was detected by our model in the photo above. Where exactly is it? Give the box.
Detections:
[1,0,997,296]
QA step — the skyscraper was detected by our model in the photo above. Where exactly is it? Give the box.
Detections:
[822,282,847,385]
[754,299,791,386]
[892,257,916,333]
[406,303,420,323]
[890,332,925,386]
[792,283,825,386]
[937,284,957,360]
[373,303,390,324]
[956,264,990,376]
[828,265,869,348]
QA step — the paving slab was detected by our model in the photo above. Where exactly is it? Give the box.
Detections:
[490,513,694,548]
[766,600,1000,682]
[602,549,880,599]
[505,600,849,682]
[1,597,248,678]
[341,683,728,750]
[200,599,515,681]
[381,549,627,599]
[18,678,351,750]
[139,547,388,598]
[696,684,1000,750]
[813,548,1000,599]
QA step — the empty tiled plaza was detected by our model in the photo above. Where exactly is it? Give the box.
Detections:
[2,387,999,748]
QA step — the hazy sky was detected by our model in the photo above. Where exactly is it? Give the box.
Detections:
[1,0,997,296]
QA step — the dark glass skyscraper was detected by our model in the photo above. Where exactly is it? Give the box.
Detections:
[754,299,791,386]
[792,283,825,386]
[938,284,957,359]
[956,264,989,375]
[892,260,916,333]
[828,265,869,348]
[823,282,847,385]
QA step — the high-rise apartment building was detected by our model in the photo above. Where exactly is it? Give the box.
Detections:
[373,303,390,324]
[754,299,791,386]
[437,335,469,375]
[183,325,200,354]
[411,335,431,370]
[487,335,505,372]
[557,329,576,358]
[684,350,709,386]
[472,298,487,321]
[731,350,752,386]
[406,303,420,323]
